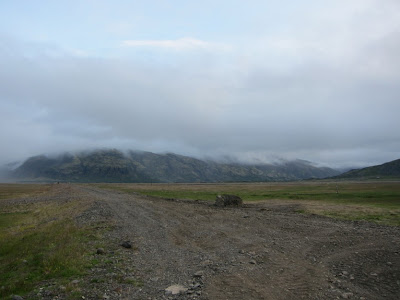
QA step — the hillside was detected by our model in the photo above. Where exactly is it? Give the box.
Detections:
[333,158,400,179]
[12,150,154,183]
[8,149,340,183]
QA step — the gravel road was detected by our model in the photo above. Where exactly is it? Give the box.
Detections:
[23,184,400,299]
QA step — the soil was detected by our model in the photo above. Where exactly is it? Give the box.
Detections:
[18,184,400,299]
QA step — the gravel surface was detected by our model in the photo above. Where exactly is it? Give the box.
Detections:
[15,184,400,299]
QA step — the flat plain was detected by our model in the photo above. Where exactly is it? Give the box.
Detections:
[97,181,400,226]
[0,181,399,299]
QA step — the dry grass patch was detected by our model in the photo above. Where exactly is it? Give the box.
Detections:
[0,183,51,200]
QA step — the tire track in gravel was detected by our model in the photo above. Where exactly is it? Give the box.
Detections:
[79,186,207,299]
[77,185,400,300]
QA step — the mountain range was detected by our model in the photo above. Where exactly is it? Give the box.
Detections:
[2,149,341,183]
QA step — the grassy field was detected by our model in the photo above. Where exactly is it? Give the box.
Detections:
[0,184,100,299]
[97,181,400,226]
[0,183,51,200]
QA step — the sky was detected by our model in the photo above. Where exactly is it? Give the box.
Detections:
[0,0,400,168]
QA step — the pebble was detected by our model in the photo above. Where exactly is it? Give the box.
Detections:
[193,271,204,278]
[249,260,257,265]
[341,292,353,299]
[191,283,201,289]
[71,279,80,284]
[97,248,105,254]
[200,259,212,266]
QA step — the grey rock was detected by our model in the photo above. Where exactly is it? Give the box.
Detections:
[96,248,105,254]
[121,241,132,248]
[193,271,204,278]
[12,296,24,300]
[215,194,243,207]
[200,259,212,266]
[341,292,354,299]
[165,284,188,295]
[192,283,201,289]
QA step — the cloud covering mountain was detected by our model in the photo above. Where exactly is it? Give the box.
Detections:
[8,149,340,183]
[0,0,399,168]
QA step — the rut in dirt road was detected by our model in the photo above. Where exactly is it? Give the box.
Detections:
[79,185,400,300]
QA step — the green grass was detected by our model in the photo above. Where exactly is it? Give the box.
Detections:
[0,220,89,296]
[98,182,400,208]
[0,187,98,299]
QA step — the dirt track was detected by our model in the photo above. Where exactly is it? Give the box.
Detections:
[24,184,400,299]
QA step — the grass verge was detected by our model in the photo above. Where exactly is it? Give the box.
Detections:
[0,185,98,299]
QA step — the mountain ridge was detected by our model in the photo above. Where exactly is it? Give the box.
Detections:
[5,149,341,183]
[332,158,400,180]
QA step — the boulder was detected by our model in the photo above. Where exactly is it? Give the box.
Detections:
[165,284,188,295]
[215,194,243,207]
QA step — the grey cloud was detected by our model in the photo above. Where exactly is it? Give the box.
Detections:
[0,29,399,168]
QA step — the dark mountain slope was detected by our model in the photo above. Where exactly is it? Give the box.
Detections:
[10,149,340,183]
[333,158,400,179]
[13,150,155,183]
[129,151,340,182]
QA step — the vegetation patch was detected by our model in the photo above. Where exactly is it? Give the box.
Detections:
[0,187,97,299]
[0,184,51,200]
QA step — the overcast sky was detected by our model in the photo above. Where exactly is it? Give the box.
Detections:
[1,0,399,168]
